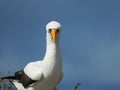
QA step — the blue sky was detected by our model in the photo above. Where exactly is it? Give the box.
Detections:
[0,0,120,90]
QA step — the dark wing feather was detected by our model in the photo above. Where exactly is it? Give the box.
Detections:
[1,70,23,80]
[19,71,37,88]
[1,70,37,88]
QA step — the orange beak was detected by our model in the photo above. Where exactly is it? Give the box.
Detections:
[51,29,57,41]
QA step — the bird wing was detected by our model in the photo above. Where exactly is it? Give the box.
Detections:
[24,61,44,81]
[17,61,44,88]
[1,61,44,88]
[18,70,38,88]
[1,70,38,88]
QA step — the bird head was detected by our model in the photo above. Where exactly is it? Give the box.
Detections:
[46,21,62,42]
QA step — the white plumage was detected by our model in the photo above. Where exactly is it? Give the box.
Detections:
[11,21,63,90]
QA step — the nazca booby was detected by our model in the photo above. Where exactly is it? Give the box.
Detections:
[1,21,63,90]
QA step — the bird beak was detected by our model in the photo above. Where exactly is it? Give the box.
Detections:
[51,29,57,41]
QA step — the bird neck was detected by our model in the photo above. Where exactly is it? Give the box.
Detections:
[43,40,61,61]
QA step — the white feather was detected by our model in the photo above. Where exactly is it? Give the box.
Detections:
[24,61,43,80]
[13,81,26,90]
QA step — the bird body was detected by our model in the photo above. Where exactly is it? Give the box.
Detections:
[1,21,63,90]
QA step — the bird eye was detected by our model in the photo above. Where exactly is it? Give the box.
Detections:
[48,29,51,33]
[57,29,60,33]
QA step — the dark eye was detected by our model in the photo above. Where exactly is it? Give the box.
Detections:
[57,29,60,33]
[48,29,51,33]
